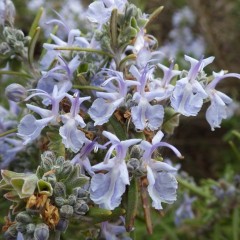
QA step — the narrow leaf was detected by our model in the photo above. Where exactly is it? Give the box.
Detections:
[145,6,164,29]
[29,7,44,38]
[233,207,239,240]
[0,128,17,138]
[0,71,31,78]
[53,47,113,58]
[109,115,127,140]
[110,9,118,51]
[28,27,41,68]
[86,207,112,223]
[177,177,210,199]
[125,177,138,232]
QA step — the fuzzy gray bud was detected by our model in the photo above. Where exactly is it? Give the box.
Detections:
[26,223,35,234]
[55,197,66,207]
[125,3,138,20]
[60,161,74,176]
[55,156,64,166]
[127,158,140,172]
[73,187,89,199]
[67,194,77,206]
[60,205,74,219]
[34,223,49,240]
[16,222,26,233]
[56,218,69,232]
[74,200,89,215]
[3,224,18,240]
[0,42,10,54]
[16,211,32,224]
[41,151,55,171]
[5,83,27,102]
[130,145,142,159]
[54,182,66,198]
[15,29,24,41]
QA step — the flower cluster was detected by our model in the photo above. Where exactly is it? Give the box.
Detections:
[0,0,239,239]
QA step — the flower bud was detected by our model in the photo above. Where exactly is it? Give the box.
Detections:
[125,4,138,20]
[16,222,26,233]
[67,194,77,206]
[60,161,74,177]
[55,156,64,166]
[26,208,40,215]
[41,151,55,171]
[74,200,89,215]
[16,211,32,224]
[15,30,24,41]
[0,42,10,54]
[5,34,15,46]
[26,223,35,234]
[13,41,24,53]
[3,224,17,240]
[130,145,141,159]
[54,182,66,198]
[73,187,89,199]
[34,223,49,240]
[127,158,140,171]
[60,205,74,219]
[55,197,66,207]
[55,218,69,232]
[5,83,27,102]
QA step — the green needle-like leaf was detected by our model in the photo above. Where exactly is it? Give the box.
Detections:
[28,7,44,38]
[53,47,114,58]
[110,9,118,51]
[125,177,138,232]
[109,115,127,140]
[28,27,41,68]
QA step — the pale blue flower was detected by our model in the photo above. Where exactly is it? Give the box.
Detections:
[130,65,164,131]
[16,232,24,240]
[148,62,181,101]
[175,193,196,226]
[132,28,163,69]
[59,92,90,152]
[41,13,83,68]
[171,55,214,116]
[140,131,183,209]
[87,0,127,28]
[205,71,240,130]
[88,69,138,126]
[43,29,81,51]
[18,83,70,144]
[0,102,24,168]
[59,119,86,153]
[90,131,140,210]
[131,29,156,68]
[0,104,18,132]
[71,138,102,176]
[5,83,27,102]
[101,219,131,240]
[37,55,80,93]
[0,138,25,168]
[18,114,54,145]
